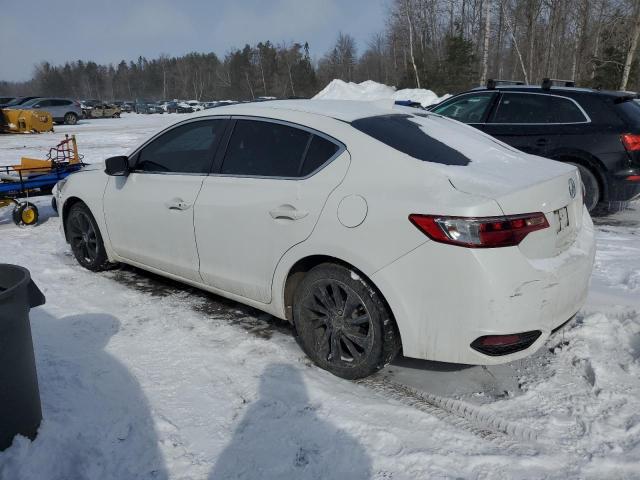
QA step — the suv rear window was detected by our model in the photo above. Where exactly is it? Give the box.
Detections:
[350,114,470,166]
[616,99,640,129]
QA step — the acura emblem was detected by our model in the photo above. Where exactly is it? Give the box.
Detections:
[568,178,576,199]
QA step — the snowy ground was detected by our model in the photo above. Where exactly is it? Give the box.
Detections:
[0,114,639,479]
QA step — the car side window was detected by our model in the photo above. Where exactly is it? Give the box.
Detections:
[221,120,311,177]
[431,93,496,123]
[36,100,51,107]
[300,135,340,176]
[135,119,225,174]
[492,93,587,124]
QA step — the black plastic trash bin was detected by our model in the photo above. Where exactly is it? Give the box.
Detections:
[0,264,45,451]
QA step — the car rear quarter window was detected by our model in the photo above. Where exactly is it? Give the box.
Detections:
[135,119,225,174]
[492,93,587,124]
[300,135,340,176]
[350,114,471,166]
[221,120,311,177]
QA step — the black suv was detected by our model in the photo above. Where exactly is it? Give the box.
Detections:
[429,81,640,212]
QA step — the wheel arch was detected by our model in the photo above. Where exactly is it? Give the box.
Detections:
[548,149,608,201]
[281,254,403,348]
[61,196,85,240]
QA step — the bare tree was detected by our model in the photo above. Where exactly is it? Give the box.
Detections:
[620,0,640,90]
[480,0,492,84]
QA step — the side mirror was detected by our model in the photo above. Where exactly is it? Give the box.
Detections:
[32,104,40,108]
[104,156,129,176]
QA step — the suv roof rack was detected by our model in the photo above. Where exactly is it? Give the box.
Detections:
[541,78,575,90]
[486,79,525,89]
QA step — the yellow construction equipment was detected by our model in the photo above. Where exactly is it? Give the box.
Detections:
[0,108,54,134]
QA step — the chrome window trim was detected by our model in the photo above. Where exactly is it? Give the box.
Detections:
[489,91,591,125]
[128,115,230,176]
[210,115,346,181]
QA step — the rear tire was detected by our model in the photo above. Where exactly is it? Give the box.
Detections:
[293,263,400,379]
[64,112,78,125]
[65,203,114,271]
[568,162,600,213]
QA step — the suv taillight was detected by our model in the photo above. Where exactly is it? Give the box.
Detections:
[621,133,640,152]
[409,213,549,248]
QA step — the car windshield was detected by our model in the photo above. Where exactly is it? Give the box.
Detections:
[350,114,471,166]
[5,97,32,106]
[20,98,42,107]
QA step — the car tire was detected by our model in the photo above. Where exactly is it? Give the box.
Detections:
[65,202,114,271]
[293,263,401,379]
[64,112,78,125]
[568,162,600,213]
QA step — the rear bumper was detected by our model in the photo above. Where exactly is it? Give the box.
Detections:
[372,207,596,365]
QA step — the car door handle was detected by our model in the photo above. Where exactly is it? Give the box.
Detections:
[269,205,308,221]
[165,198,192,210]
[535,138,548,146]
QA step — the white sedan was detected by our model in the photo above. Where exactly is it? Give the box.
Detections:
[56,100,595,379]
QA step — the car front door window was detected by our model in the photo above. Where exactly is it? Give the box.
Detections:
[135,120,226,174]
[431,93,496,124]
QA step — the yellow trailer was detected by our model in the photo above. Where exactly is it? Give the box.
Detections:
[1,109,54,134]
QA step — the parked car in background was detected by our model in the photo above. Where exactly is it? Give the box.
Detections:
[429,80,640,213]
[0,96,41,108]
[84,103,121,119]
[165,101,194,114]
[0,96,15,105]
[8,97,81,125]
[186,100,204,111]
[56,100,595,379]
[135,100,164,114]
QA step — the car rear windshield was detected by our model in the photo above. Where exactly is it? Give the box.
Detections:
[616,99,640,129]
[350,114,471,166]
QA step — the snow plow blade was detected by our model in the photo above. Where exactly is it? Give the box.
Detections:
[0,109,54,134]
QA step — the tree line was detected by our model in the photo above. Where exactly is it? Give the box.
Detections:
[1,0,639,101]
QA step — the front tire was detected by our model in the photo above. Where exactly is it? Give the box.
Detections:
[293,263,400,379]
[64,112,78,125]
[65,203,113,271]
[569,162,600,213]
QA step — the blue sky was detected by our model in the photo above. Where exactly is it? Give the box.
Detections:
[0,0,388,82]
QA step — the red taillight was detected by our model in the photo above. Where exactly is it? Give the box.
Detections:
[626,175,640,182]
[409,212,549,248]
[621,133,640,152]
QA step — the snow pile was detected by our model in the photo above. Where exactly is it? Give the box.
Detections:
[313,79,450,107]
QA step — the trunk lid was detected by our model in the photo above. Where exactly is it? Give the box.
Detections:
[414,115,584,257]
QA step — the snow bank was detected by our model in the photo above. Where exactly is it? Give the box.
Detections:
[313,79,450,107]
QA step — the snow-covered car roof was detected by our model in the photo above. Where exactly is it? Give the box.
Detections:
[191,99,400,122]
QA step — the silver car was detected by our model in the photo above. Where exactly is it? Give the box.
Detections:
[13,97,82,125]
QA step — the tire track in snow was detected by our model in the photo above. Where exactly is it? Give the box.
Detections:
[357,376,543,454]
